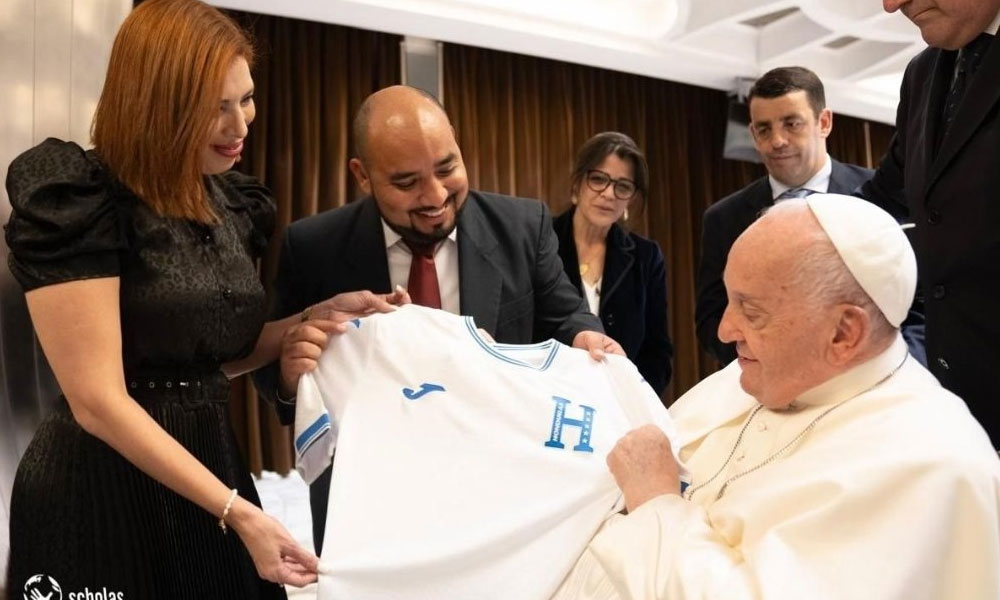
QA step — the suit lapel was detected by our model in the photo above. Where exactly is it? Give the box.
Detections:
[923,49,953,177]
[827,160,854,194]
[930,39,1000,192]
[342,198,392,293]
[553,208,584,293]
[457,195,502,333]
[600,225,635,310]
[749,177,774,219]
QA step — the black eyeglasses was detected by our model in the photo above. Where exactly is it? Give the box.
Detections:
[585,169,637,200]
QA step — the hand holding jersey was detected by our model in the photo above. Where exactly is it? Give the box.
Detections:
[277,287,410,397]
[276,287,617,397]
[293,304,683,599]
[572,329,627,361]
[606,424,682,513]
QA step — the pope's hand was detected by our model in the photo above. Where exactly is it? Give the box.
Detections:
[607,424,681,512]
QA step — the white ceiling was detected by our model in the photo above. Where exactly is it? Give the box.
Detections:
[210,0,926,124]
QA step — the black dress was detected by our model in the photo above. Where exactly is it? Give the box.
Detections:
[4,139,286,600]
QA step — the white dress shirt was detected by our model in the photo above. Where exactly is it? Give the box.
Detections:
[768,153,832,200]
[381,219,460,314]
[582,277,601,316]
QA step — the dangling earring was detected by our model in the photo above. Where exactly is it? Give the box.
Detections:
[623,207,629,221]
[571,195,579,206]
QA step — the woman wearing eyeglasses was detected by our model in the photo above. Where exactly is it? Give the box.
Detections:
[552,132,674,396]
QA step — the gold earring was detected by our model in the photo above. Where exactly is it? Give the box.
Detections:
[623,208,629,221]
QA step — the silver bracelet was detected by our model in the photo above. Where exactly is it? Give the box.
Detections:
[276,388,297,405]
[219,488,238,533]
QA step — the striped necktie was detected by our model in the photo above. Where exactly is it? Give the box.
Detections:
[941,32,993,136]
[776,187,815,201]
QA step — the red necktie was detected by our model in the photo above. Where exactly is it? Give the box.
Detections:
[404,240,442,309]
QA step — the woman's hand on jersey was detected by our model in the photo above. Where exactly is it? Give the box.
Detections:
[572,330,625,361]
[278,287,410,397]
[228,497,319,587]
[307,287,411,322]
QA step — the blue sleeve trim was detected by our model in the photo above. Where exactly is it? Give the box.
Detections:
[295,413,331,455]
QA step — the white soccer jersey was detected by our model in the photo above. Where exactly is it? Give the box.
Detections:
[294,304,682,600]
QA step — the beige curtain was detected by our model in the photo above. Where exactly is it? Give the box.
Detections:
[226,10,401,474]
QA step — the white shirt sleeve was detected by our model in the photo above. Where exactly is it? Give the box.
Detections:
[294,316,377,483]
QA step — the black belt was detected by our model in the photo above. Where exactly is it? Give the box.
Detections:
[126,368,231,407]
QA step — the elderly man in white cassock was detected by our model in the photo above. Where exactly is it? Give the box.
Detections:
[554,194,1000,600]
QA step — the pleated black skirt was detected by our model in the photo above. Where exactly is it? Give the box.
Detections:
[5,378,286,600]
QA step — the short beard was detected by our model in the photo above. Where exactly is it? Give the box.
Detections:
[380,195,464,246]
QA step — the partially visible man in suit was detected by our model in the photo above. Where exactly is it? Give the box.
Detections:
[254,85,621,552]
[697,67,901,364]
[863,0,1000,447]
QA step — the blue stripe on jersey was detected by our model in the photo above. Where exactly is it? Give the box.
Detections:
[295,413,331,455]
[491,343,552,351]
[296,426,329,460]
[464,317,560,370]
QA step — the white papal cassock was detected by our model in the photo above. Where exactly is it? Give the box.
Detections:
[555,335,1000,600]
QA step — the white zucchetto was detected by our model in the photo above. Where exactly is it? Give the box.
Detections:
[805,194,917,327]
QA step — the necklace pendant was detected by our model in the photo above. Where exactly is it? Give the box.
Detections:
[716,483,728,500]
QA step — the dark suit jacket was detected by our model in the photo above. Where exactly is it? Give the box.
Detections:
[862,39,1000,446]
[696,159,928,365]
[254,190,602,423]
[552,208,674,396]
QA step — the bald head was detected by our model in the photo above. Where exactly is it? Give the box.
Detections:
[353,85,450,164]
[737,200,834,293]
[734,201,822,275]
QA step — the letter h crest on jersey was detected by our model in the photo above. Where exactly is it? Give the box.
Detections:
[544,396,595,453]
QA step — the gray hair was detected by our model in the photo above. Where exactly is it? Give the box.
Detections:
[764,199,897,342]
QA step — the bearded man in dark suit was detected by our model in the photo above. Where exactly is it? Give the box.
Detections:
[254,85,620,551]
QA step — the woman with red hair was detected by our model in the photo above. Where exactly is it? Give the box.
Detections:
[4,0,397,595]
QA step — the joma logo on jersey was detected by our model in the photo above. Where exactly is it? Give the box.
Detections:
[402,383,446,400]
[544,396,595,453]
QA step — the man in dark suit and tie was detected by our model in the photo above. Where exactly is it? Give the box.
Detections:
[696,67,924,365]
[863,0,1000,447]
[254,85,620,551]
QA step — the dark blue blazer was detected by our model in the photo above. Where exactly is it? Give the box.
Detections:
[552,207,673,396]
